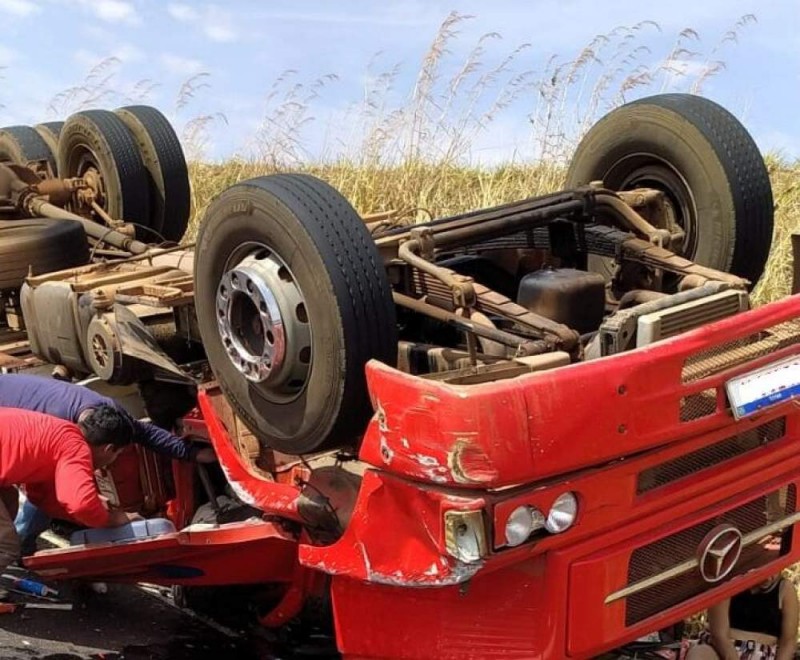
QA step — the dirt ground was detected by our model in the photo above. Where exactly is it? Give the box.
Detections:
[0,579,339,660]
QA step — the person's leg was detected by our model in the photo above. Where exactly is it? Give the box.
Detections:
[14,496,51,556]
[0,488,20,570]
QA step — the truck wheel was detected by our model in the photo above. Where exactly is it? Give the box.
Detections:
[0,218,89,290]
[115,106,191,243]
[33,121,63,164]
[0,126,57,178]
[57,110,150,233]
[195,174,397,454]
[565,93,773,287]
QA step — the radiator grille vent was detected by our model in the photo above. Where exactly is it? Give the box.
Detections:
[682,320,800,384]
[624,485,796,626]
[637,418,787,495]
[659,295,746,338]
[680,389,718,422]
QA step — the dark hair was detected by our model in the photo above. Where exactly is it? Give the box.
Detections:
[77,404,135,448]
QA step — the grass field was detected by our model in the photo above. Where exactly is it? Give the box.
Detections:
[157,11,797,306]
[36,12,795,303]
[184,156,800,306]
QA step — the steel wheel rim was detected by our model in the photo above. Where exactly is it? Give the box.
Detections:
[68,146,108,217]
[216,243,312,402]
[604,153,698,258]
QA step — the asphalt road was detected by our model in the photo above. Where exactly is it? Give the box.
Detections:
[0,580,339,660]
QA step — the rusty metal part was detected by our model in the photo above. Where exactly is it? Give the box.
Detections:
[25,197,149,254]
[617,187,683,242]
[616,188,665,208]
[393,292,551,357]
[111,243,195,265]
[399,233,476,309]
[618,237,748,289]
[30,177,80,207]
[0,164,31,204]
[81,168,105,208]
[25,260,189,302]
[412,268,580,353]
[423,352,572,385]
[464,310,506,357]
[617,289,669,309]
[375,189,591,259]
[362,209,399,223]
[91,200,123,228]
[595,191,671,247]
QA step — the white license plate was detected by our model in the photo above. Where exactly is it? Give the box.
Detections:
[726,355,800,420]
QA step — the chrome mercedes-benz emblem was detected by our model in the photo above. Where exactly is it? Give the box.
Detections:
[697,524,743,583]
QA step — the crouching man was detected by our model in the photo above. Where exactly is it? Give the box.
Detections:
[0,406,140,570]
[0,374,215,555]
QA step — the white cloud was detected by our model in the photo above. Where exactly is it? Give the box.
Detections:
[167,3,238,43]
[205,24,236,43]
[77,0,140,25]
[161,53,204,76]
[167,3,198,22]
[205,6,237,42]
[0,0,39,17]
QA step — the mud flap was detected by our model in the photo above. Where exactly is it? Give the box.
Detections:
[113,303,197,384]
[23,519,299,587]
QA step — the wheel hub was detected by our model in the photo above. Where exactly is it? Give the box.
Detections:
[216,250,311,391]
[609,155,697,259]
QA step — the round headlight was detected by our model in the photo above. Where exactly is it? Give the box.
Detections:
[545,492,578,533]
[505,506,534,547]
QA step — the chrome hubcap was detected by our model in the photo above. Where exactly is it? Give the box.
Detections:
[216,249,311,391]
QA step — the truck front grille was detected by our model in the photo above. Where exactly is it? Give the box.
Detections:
[682,319,800,384]
[680,388,718,422]
[621,485,796,626]
[637,418,787,494]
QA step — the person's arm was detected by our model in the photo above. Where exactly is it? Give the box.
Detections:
[131,418,196,461]
[777,579,799,660]
[52,446,136,528]
[708,598,740,660]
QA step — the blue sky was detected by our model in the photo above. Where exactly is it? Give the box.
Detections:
[0,0,796,163]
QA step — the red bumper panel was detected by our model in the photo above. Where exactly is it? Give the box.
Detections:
[24,519,298,587]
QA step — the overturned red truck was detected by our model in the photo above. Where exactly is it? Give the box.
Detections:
[0,93,794,658]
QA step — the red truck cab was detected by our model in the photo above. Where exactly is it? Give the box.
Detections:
[26,292,800,659]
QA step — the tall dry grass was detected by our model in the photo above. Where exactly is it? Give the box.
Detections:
[164,12,795,305]
[13,23,798,314]
[24,13,795,308]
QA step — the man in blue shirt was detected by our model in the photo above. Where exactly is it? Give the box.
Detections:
[0,373,215,554]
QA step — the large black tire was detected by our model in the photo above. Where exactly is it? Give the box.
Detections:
[565,93,774,286]
[0,126,57,177]
[195,174,397,454]
[0,218,90,290]
[115,106,191,243]
[33,121,64,165]
[57,110,150,232]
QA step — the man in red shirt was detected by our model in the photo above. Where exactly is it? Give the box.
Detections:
[0,405,141,570]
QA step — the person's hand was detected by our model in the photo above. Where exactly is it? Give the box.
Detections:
[194,447,217,464]
[106,509,144,527]
[99,495,111,510]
